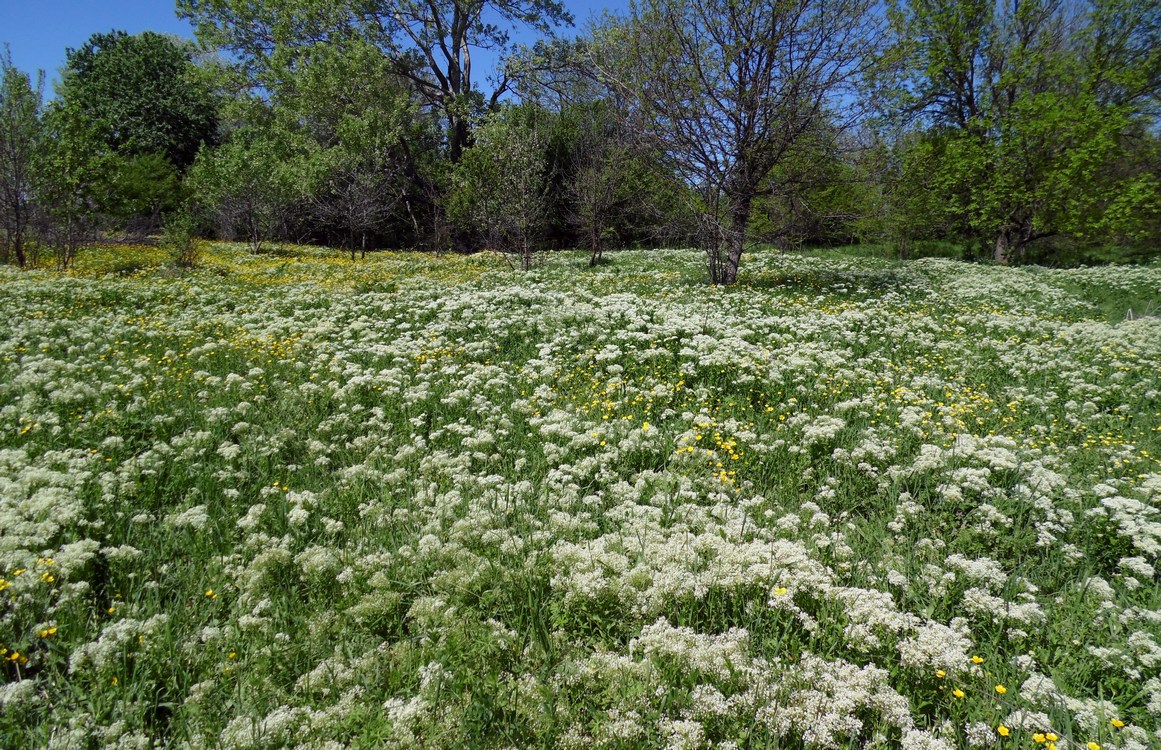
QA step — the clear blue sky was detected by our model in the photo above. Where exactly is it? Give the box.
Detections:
[0,0,627,92]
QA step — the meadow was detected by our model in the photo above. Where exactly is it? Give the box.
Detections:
[1,244,1159,750]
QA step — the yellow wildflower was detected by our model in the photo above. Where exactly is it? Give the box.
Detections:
[972,655,985,664]
[1110,719,1125,728]
[1032,734,1046,743]
[997,725,1010,737]
[952,689,965,699]
[995,684,1007,695]
[1087,743,1100,750]
[935,670,946,678]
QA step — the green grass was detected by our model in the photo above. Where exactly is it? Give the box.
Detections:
[1,243,1159,749]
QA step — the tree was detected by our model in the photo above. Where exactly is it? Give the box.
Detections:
[278,41,431,258]
[188,123,313,254]
[177,0,572,161]
[595,0,882,284]
[554,100,661,265]
[0,49,43,268]
[883,0,1161,263]
[449,108,550,269]
[33,101,114,269]
[60,31,220,170]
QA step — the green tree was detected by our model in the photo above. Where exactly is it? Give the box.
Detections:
[178,0,571,161]
[276,41,437,257]
[883,0,1161,263]
[33,101,114,269]
[188,122,314,254]
[0,49,43,267]
[60,30,220,170]
[449,108,550,269]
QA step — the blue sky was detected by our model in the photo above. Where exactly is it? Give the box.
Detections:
[0,1,627,91]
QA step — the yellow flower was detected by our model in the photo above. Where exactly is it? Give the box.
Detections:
[1110,719,1125,728]
[972,655,984,664]
[1032,734,1046,744]
[38,627,57,638]
[935,670,947,678]
[107,607,116,614]
[1087,743,1101,750]
[773,587,789,596]
[952,689,965,699]
[1046,734,1058,742]
[997,725,1010,737]
[995,684,1007,695]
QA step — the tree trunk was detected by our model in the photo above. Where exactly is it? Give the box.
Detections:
[12,200,27,267]
[993,230,1012,265]
[12,227,26,268]
[718,197,752,285]
[449,116,472,164]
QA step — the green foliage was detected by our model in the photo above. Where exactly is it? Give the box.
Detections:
[448,107,551,269]
[275,40,435,255]
[0,48,43,267]
[187,122,315,254]
[880,0,1161,263]
[162,210,200,269]
[104,152,181,227]
[177,0,573,161]
[32,101,115,268]
[60,31,220,170]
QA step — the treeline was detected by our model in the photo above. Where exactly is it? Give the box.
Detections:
[1,0,1159,281]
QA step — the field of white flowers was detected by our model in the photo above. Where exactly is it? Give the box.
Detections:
[1,244,1159,750]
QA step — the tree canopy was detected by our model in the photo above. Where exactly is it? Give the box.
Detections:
[60,30,220,170]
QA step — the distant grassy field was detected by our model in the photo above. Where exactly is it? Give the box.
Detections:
[2,244,1160,750]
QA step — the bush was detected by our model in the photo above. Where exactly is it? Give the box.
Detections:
[162,211,199,268]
